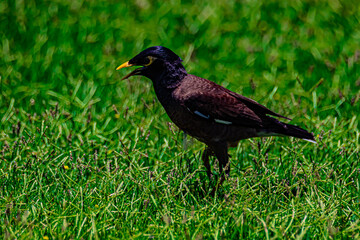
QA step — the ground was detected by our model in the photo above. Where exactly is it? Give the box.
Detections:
[0,0,359,239]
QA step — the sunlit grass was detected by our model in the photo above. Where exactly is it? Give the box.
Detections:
[1,0,359,239]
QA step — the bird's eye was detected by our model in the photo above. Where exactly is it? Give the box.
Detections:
[144,56,155,66]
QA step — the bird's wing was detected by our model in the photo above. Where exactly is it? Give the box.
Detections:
[180,77,289,128]
[182,93,262,127]
[226,91,291,120]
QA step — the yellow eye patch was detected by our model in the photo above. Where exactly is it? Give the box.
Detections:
[144,56,156,66]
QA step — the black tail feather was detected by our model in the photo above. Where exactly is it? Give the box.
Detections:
[265,117,316,143]
[280,122,316,142]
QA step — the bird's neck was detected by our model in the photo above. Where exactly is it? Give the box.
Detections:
[149,64,186,109]
[145,62,187,89]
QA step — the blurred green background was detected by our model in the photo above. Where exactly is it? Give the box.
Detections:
[1,0,359,239]
[1,0,359,119]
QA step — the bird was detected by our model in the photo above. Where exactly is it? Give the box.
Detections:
[116,46,315,182]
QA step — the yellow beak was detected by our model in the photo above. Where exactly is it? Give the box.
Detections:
[116,61,133,70]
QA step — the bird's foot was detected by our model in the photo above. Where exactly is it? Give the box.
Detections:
[208,172,228,196]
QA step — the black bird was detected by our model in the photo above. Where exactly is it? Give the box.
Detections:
[116,46,315,181]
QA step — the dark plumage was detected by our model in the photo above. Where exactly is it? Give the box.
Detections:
[116,46,315,181]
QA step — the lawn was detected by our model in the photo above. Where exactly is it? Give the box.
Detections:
[1,0,359,239]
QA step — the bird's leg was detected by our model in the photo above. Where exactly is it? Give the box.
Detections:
[210,143,230,195]
[212,143,230,176]
[202,147,213,179]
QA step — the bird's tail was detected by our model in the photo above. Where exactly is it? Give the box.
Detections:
[260,118,316,143]
[278,122,316,143]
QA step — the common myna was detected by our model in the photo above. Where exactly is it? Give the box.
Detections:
[116,46,315,180]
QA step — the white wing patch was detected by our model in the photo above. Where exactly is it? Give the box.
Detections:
[194,110,210,119]
[192,110,232,125]
[214,119,232,125]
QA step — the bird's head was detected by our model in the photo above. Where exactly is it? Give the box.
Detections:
[116,46,187,87]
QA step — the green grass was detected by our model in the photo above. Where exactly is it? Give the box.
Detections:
[1,0,360,239]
